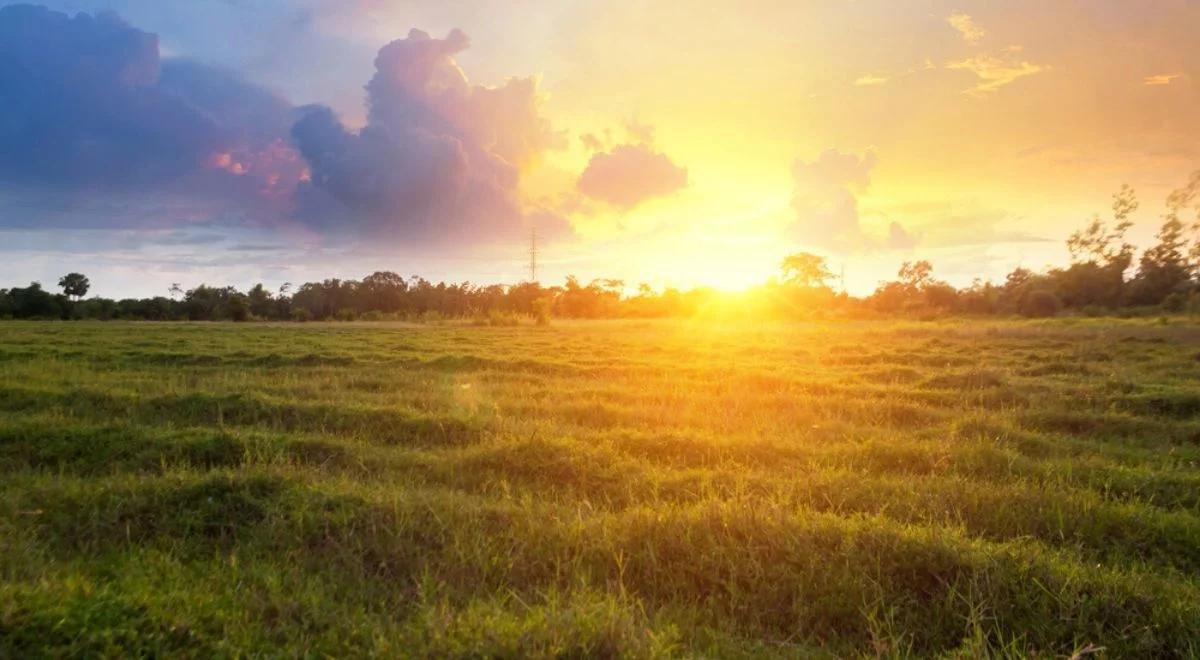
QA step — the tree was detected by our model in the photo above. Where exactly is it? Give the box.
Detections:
[360,271,407,312]
[8,282,64,319]
[1166,170,1200,265]
[898,261,933,290]
[1067,184,1137,268]
[58,273,89,301]
[1020,290,1061,318]
[1130,216,1192,305]
[247,283,273,318]
[1055,185,1139,309]
[228,294,250,322]
[183,285,238,321]
[1124,174,1200,306]
[780,252,834,288]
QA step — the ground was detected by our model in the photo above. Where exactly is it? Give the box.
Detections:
[0,319,1198,657]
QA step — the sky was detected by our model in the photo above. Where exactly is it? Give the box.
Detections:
[0,0,1197,297]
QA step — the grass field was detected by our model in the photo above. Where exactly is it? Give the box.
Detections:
[1,319,1199,657]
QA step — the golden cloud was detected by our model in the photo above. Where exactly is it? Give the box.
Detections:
[947,13,986,45]
[1144,73,1182,86]
[947,54,1046,95]
[854,74,889,87]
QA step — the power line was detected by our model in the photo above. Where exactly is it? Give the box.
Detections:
[528,225,538,283]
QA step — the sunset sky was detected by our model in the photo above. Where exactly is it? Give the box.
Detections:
[1,1,1197,296]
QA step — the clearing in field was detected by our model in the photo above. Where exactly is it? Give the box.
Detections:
[1,319,1199,657]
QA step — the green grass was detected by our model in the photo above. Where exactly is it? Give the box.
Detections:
[1,318,1199,657]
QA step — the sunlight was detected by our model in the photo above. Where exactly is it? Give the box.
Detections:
[2,1,1199,655]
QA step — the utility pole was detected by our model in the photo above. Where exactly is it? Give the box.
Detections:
[528,226,539,283]
[840,263,846,295]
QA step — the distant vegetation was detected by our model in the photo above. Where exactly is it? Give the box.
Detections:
[3,172,1199,322]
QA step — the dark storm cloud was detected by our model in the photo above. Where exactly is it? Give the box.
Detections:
[0,6,569,246]
[0,3,303,225]
[291,28,570,243]
[0,4,217,185]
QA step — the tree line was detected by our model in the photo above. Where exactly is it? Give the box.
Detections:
[3,174,1199,322]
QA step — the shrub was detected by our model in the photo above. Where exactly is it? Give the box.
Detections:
[1020,290,1061,318]
[488,310,521,327]
[290,308,311,322]
[334,308,358,322]
[533,296,553,326]
[417,310,443,324]
[1162,291,1188,313]
[1187,292,1200,316]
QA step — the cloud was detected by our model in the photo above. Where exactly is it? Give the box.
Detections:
[623,118,656,144]
[0,4,211,186]
[886,221,917,250]
[0,4,305,224]
[792,149,874,250]
[877,202,1053,249]
[0,9,564,246]
[292,28,569,244]
[947,13,986,45]
[789,151,918,253]
[854,74,889,86]
[946,54,1046,95]
[580,133,608,152]
[576,144,688,209]
[1144,73,1182,86]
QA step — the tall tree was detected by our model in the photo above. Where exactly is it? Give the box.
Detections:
[57,273,89,302]
[1131,216,1192,305]
[898,261,933,290]
[1067,184,1137,269]
[780,252,834,288]
[1167,170,1200,266]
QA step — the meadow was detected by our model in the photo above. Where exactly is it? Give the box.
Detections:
[1,318,1199,657]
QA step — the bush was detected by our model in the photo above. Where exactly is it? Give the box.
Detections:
[533,296,553,326]
[487,310,521,327]
[1020,290,1061,318]
[334,308,357,322]
[1162,291,1188,313]
[1187,292,1200,316]
[417,310,443,324]
[290,308,311,322]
